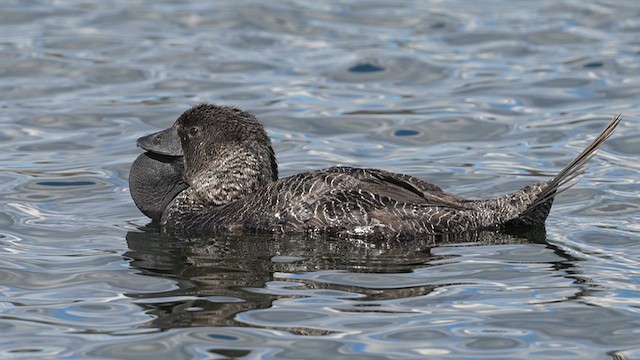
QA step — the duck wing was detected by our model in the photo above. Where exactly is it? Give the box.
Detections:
[274,168,470,229]
[320,167,470,209]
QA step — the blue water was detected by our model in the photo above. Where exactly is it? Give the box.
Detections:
[1,1,639,359]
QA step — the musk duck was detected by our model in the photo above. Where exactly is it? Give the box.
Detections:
[130,104,620,238]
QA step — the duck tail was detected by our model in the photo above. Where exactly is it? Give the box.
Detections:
[505,114,621,226]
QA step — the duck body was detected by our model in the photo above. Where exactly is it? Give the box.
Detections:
[160,166,546,237]
[130,104,620,238]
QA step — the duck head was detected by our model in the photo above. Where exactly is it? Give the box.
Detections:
[138,104,278,206]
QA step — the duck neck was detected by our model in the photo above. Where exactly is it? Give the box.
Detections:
[186,146,277,206]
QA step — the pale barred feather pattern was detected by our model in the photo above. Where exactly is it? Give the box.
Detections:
[164,170,550,237]
[190,146,268,206]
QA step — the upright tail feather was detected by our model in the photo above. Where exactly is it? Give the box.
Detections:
[512,115,622,225]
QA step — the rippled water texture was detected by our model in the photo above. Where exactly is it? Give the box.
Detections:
[1,1,639,359]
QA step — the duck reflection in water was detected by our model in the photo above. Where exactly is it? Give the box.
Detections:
[124,227,554,330]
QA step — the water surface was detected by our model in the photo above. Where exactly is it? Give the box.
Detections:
[1,1,639,359]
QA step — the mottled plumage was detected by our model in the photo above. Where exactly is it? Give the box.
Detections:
[130,104,620,238]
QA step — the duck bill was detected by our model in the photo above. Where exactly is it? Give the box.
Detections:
[136,126,183,156]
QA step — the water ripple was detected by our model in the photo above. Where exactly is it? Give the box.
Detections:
[0,0,639,358]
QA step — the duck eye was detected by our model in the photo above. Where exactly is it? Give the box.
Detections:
[188,127,200,138]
